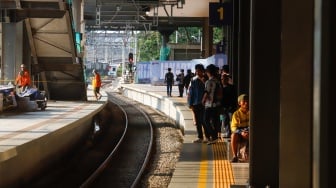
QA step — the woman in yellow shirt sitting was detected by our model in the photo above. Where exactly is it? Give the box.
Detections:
[230,94,249,162]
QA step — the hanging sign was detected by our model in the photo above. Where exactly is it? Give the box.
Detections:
[209,2,233,26]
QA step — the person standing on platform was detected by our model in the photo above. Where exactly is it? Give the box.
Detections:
[15,64,31,93]
[230,94,249,162]
[220,74,237,137]
[202,64,221,144]
[92,69,102,101]
[184,69,194,94]
[221,65,233,84]
[187,64,209,143]
[164,68,174,97]
[176,69,185,97]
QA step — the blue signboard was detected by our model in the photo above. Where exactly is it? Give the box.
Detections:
[209,2,233,26]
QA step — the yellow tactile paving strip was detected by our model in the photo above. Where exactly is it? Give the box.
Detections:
[213,140,235,188]
[198,144,209,188]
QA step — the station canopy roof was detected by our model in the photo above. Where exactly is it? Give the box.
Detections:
[84,0,217,31]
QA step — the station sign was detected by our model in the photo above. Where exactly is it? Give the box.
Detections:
[209,2,233,26]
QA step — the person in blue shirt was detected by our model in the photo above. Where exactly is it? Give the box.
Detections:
[188,64,209,143]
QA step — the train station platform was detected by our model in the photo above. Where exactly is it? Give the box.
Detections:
[0,82,248,187]
[119,83,249,188]
[0,89,108,187]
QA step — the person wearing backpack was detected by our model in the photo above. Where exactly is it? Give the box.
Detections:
[202,64,222,144]
[164,68,174,97]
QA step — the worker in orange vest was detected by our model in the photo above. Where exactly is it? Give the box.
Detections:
[15,64,31,93]
[92,69,102,100]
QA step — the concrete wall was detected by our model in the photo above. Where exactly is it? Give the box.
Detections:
[120,85,194,136]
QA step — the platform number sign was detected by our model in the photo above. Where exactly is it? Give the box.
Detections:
[209,2,233,26]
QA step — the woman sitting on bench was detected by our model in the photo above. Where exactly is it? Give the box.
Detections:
[230,94,250,163]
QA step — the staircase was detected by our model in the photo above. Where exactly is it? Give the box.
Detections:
[1,0,87,100]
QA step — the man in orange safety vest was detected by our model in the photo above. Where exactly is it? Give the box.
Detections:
[15,64,31,93]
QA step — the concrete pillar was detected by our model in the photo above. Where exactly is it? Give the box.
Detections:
[72,0,82,32]
[0,24,3,84]
[158,29,174,60]
[249,0,281,187]
[202,18,213,58]
[2,22,23,84]
[71,0,84,58]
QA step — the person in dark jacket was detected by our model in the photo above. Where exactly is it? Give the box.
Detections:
[220,74,237,137]
[164,68,174,97]
[176,69,185,97]
[184,69,194,94]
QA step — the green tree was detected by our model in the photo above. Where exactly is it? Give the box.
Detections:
[170,27,224,44]
[170,27,200,44]
[213,27,225,44]
[137,27,224,62]
[137,31,161,61]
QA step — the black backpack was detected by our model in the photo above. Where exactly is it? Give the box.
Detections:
[166,72,174,82]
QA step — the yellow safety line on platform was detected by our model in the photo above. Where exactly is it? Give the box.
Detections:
[198,143,208,188]
[213,140,234,188]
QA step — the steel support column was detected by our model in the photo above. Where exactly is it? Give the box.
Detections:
[202,17,213,58]
[279,0,314,187]
[249,0,281,187]
[313,0,335,187]
[237,0,250,95]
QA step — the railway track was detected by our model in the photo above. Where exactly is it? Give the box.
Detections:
[26,92,154,188]
[82,93,154,187]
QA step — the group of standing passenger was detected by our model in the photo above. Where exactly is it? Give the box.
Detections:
[164,68,194,97]
[182,63,250,162]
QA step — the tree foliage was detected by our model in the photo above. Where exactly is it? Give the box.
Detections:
[137,31,161,61]
[137,27,224,62]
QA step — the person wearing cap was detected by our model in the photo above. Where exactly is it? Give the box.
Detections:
[230,94,250,162]
[15,64,31,93]
[92,69,102,100]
